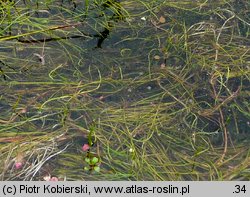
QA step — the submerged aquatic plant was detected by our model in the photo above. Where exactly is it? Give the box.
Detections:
[80,126,101,172]
[84,156,100,172]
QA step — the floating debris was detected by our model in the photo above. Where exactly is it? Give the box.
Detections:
[159,16,166,23]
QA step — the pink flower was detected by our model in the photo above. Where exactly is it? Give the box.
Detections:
[82,144,90,151]
[15,162,23,169]
[49,177,58,181]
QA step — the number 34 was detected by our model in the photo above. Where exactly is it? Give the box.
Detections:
[234,185,246,193]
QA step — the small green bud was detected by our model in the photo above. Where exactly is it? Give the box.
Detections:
[94,166,100,172]
[85,157,91,163]
[91,157,99,164]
